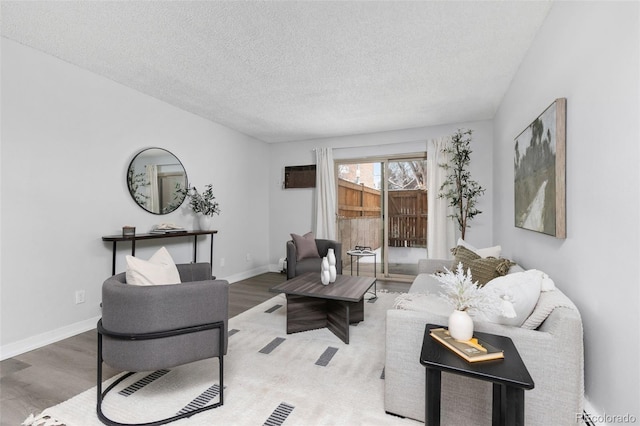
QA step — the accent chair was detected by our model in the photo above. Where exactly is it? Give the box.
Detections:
[97,262,228,426]
[286,238,342,279]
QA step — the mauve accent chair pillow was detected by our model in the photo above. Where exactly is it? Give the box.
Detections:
[125,246,181,286]
[290,232,321,261]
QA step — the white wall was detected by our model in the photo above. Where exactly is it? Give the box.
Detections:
[493,2,639,419]
[0,38,270,357]
[268,120,494,267]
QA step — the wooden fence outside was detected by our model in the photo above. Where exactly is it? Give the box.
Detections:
[337,179,382,266]
[388,189,428,248]
[337,179,428,261]
[337,178,381,218]
[337,217,382,267]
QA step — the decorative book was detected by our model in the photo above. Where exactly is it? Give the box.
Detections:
[430,328,504,362]
[348,245,375,255]
[149,229,188,234]
[150,223,186,234]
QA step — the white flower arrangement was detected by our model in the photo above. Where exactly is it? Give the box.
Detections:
[431,262,498,315]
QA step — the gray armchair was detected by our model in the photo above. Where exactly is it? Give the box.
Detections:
[97,262,228,426]
[286,239,342,279]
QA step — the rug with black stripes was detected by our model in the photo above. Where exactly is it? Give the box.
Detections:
[23,292,421,425]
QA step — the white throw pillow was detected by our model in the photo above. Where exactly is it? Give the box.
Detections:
[481,271,542,327]
[457,238,501,258]
[125,247,181,286]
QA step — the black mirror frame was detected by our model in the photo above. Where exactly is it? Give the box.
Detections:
[126,148,188,215]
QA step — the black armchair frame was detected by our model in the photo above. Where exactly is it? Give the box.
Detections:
[97,319,224,426]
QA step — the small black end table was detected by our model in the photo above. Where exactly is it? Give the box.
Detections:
[420,324,534,426]
[346,247,377,300]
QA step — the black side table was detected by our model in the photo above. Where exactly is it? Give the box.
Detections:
[346,247,377,300]
[420,324,534,426]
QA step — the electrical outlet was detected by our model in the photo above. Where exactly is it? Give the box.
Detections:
[220,257,225,267]
[245,253,251,262]
[75,290,85,304]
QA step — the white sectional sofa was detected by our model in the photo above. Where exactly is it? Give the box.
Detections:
[384,258,584,425]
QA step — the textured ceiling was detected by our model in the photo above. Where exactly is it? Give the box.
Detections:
[1,1,552,143]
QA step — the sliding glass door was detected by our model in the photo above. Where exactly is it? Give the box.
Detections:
[386,159,428,277]
[336,155,427,280]
[336,162,384,278]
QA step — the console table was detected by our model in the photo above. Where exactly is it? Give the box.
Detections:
[102,230,217,275]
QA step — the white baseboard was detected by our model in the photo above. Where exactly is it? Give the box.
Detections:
[0,315,101,361]
[221,264,272,284]
[268,263,284,273]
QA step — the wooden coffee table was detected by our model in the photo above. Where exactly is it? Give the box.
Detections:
[270,272,376,344]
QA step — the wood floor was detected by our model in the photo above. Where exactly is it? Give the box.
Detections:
[0,272,410,426]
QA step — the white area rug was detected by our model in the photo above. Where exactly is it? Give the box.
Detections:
[26,292,421,425]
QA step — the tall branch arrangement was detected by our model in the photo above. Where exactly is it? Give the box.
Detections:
[174,184,220,216]
[438,129,485,240]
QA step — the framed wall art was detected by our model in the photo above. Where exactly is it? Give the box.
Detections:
[514,98,566,238]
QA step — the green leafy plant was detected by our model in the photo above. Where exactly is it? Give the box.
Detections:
[175,184,220,216]
[127,169,150,206]
[439,129,485,240]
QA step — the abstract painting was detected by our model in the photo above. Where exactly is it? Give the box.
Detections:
[514,98,566,238]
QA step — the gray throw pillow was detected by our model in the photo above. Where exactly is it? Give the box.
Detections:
[291,232,320,261]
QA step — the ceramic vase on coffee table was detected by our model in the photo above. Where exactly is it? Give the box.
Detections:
[321,257,330,285]
[327,248,337,282]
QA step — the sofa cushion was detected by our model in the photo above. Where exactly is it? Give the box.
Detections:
[291,232,320,261]
[521,288,577,330]
[125,247,181,286]
[481,271,542,326]
[393,292,453,317]
[456,238,501,258]
[451,245,514,286]
[408,273,444,295]
[507,264,525,274]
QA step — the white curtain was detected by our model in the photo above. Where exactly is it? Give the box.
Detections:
[427,136,456,259]
[146,164,159,213]
[314,147,336,240]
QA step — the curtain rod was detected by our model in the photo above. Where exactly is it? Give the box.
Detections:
[312,138,432,152]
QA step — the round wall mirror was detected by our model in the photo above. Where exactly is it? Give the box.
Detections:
[127,148,188,215]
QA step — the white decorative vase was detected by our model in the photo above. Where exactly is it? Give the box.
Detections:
[448,310,474,341]
[198,214,214,231]
[327,248,337,282]
[321,269,330,285]
[321,257,330,285]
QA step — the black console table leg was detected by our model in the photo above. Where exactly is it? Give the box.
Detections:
[209,234,214,267]
[505,386,525,426]
[111,242,117,276]
[425,368,441,426]
[193,235,198,263]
